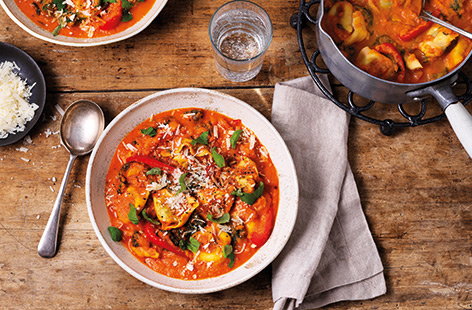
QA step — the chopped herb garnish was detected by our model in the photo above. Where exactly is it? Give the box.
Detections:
[142,210,160,225]
[128,203,139,224]
[176,173,188,194]
[102,0,116,3]
[187,237,200,253]
[146,167,162,175]
[53,0,65,10]
[231,182,264,205]
[230,130,243,149]
[140,126,156,137]
[178,237,200,253]
[122,10,133,22]
[191,131,209,146]
[121,0,133,9]
[223,244,235,268]
[207,213,230,224]
[52,24,63,36]
[211,147,225,168]
[107,226,122,241]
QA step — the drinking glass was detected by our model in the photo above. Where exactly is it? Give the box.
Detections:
[209,1,273,82]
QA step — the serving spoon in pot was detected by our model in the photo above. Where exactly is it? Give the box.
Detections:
[38,100,104,258]
[420,0,472,40]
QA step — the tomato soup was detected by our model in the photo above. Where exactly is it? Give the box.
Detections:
[104,108,279,280]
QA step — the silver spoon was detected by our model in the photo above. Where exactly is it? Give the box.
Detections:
[38,100,104,258]
[421,0,472,40]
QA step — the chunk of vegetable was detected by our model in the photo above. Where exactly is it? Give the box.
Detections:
[419,25,459,58]
[445,37,469,70]
[142,222,187,257]
[344,11,370,45]
[356,46,396,81]
[328,1,354,33]
[404,53,423,70]
[373,43,406,82]
[399,21,433,42]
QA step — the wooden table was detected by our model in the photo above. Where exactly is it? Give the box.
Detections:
[1,0,471,309]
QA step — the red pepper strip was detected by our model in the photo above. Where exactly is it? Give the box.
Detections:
[99,0,122,30]
[143,222,188,258]
[373,43,406,83]
[399,21,433,41]
[249,207,274,247]
[126,155,176,173]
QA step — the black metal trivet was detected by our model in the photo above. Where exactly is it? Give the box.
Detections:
[291,0,472,135]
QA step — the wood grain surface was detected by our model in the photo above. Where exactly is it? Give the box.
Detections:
[0,0,471,309]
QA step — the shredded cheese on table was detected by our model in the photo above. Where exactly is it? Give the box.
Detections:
[0,62,38,139]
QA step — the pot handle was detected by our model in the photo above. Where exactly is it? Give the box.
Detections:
[444,102,472,158]
[407,77,472,158]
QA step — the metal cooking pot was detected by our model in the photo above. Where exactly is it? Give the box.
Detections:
[315,0,472,157]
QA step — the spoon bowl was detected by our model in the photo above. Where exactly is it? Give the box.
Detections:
[61,100,105,155]
[38,99,104,258]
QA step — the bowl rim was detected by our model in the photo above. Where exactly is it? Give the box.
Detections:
[86,87,299,293]
[0,0,168,47]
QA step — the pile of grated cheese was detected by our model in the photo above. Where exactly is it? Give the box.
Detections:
[0,61,38,139]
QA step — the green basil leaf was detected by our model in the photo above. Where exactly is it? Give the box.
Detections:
[128,203,139,224]
[223,244,233,258]
[231,188,244,197]
[52,24,63,36]
[231,182,264,205]
[102,0,116,3]
[187,237,200,253]
[178,237,200,253]
[176,173,188,194]
[53,0,65,10]
[107,226,122,242]
[121,10,133,22]
[140,126,156,137]
[211,147,225,168]
[121,0,133,9]
[142,210,160,225]
[207,213,230,224]
[223,244,235,268]
[146,167,162,175]
[230,130,243,149]
[191,131,209,146]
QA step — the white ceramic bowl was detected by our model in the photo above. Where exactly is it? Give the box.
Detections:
[0,0,167,46]
[86,88,298,293]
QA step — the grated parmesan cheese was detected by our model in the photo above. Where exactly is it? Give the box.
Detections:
[15,147,29,153]
[0,62,38,139]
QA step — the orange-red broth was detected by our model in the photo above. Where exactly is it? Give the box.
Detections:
[105,108,279,280]
[14,0,155,38]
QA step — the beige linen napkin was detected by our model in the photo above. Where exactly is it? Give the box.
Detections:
[271,76,386,309]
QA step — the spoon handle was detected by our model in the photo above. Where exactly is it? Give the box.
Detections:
[421,11,472,40]
[38,154,77,258]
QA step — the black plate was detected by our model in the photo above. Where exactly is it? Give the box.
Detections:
[0,42,46,146]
